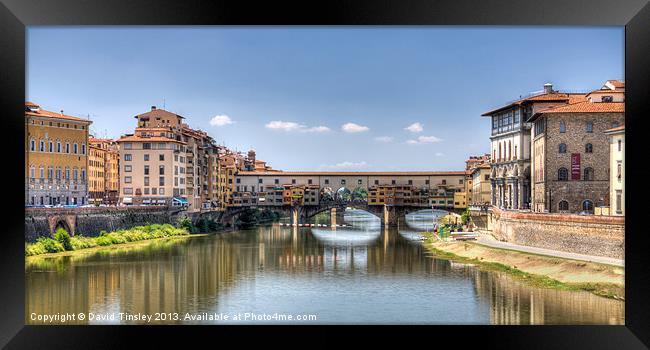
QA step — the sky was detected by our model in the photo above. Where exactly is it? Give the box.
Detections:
[27,27,624,171]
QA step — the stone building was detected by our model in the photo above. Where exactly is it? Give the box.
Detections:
[605,125,625,216]
[25,102,92,206]
[528,81,624,213]
[88,137,120,204]
[470,163,492,205]
[482,83,586,210]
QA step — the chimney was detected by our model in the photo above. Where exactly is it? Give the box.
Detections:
[60,110,64,115]
[543,83,553,94]
[151,106,157,110]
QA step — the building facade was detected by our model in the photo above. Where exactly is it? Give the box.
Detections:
[605,125,625,216]
[88,137,120,204]
[470,163,492,205]
[482,83,586,210]
[88,143,106,204]
[528,81,624,213]
[25,102,92,206]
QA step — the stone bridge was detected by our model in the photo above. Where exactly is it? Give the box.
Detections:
[24,206,184,241]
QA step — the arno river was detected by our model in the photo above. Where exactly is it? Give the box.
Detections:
[26,210,623,325]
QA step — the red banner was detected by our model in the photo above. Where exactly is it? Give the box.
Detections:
[571,153,581,180]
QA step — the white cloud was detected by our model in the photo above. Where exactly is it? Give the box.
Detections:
[320,161,368,169]
[435,152,445,157]
[265,121,330,133]
[406,135,443,144]
[404,122,423,133]
[209,115,234,127]
[305,126,331,133]
[341,122,369,133]
[374,136,394,143]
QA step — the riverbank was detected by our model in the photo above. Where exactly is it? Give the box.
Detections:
[422,233,624,300]
[25,223,194,257]
[25,234,208,261]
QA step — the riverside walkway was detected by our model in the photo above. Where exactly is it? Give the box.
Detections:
[474,233,624,267]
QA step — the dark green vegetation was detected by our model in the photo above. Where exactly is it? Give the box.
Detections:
[177,216,224,234]
[235,208,281,229]
[25,224,190,257]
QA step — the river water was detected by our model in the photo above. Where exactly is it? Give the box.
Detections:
[25,209,624,325]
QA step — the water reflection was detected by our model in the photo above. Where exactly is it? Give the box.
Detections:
[25,210,623,325]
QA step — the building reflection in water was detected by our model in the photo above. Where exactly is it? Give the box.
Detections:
[25,209,623,324]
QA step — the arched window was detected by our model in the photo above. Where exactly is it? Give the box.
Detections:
[39,140,44,152]
[582,200,594,213]
[558,168,569,181]
[559,121,566,133]
[585,143,593,153]
[39,166,44,178]
[65,167,70,180]
[73,143,78,154]
[48,141,53,152]
[30,139,35,151]
[65,142,70,153]
[559,143,567,153]
[29,166,35,179]
[514,145,517,160]
[56,141,61,153]
[584,167,594,181]
[558,200,569,211]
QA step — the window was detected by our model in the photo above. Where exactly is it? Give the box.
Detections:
[558,200,569,211]
[617,161,622,182]
[274,179,280,184]
[583,167,594,181]
[144,177,149,186]
[65,168,70,179]
[559,143,567,153]
[124,176,132,184]
[324,179,329,185]
[123,143,132,150]
[441,180,446,185]
[601,96,613,102]
[152,187,157,195]
[582,200,594,213]
[159,165,165,175]
[143,143,151,149]
[408,180,413,185]
[81,144,86,155]
[236,178,241,184]
[616,190,622,214]
[358,179,363,185]
[292,179,296,184]
[123,188,133,195]
[341,179,346,185]
[73,169,78,180]
[391,180,396,185]
[559,121,566,133]
[39,140,44,152]
[48,141,53,152]
[124,154,132,161]
[159,154,164,161]
[585,143,593,153]
[56,168,61,179]
[56,142,61,153]
[558,168,568,181]
[65,143,70,153]
[144,154,150,161]
[259,179,263,184]
[29,166,35,178]
[30,139,35,151]
[47,167,54,179]
[485,174,490,181]
[81,169,86,180]
[144,165,149,175]
[586,122,593,133]
[39,166,44,178]
[144,188,150,195]
[73,143,78,154]
[459,179,463,184]
[124,165,132,172]
[618,139,622,152]
[159,177,165,186]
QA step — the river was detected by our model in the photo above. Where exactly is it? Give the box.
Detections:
[25,209,624,325]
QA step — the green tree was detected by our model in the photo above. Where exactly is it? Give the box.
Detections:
[54,228,73,251]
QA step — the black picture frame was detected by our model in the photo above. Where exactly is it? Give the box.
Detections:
[1,0,649,348]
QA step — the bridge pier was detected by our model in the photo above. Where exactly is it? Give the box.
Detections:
[330,207,337,226]
[291,207,300,226]
[382,205,406,227]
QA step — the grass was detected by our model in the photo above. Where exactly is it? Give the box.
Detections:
[25,224,191,257]
[421,232,624,300]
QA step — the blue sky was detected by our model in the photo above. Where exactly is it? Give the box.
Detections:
[27,27,623,171]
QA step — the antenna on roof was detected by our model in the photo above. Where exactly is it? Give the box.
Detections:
[163,98,166,110]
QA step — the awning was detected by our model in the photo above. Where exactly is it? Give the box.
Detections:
[172,197,188,205]
[122,197,133,204]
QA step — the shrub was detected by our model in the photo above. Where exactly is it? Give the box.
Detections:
[177,216,196,233]
[95,236,112,246]
[25,242,47,256]
[70,236,98,250]
[54,228,73,251]
[36,237,65,253]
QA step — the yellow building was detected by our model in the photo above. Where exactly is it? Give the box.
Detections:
[88,143,106,204]
[88,137,120,204]
[605,125,624,216]
[25,102,92,206]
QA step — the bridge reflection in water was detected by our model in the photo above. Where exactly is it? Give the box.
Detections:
[26,209,623,325]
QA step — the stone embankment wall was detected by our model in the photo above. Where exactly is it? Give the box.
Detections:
[489,207,624,259]
[25,206,180,242]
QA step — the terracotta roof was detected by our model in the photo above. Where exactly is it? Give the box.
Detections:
[236,171,466,176]
[604,125,625,133]
[537,101,624,114]
[607,80,625,88]
[25,101,38,107]
[481,92,584,116]
[89,137,115,143]
[135,107,185,119]
[25,102,92,124]
[116,135,186,144]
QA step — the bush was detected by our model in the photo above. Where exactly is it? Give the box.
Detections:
[70,236,98,250]
[177,216,197,233]
[25,242,47,256]
[36,237,65,253]
[54,228,73,251]
[95,236,112,246]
